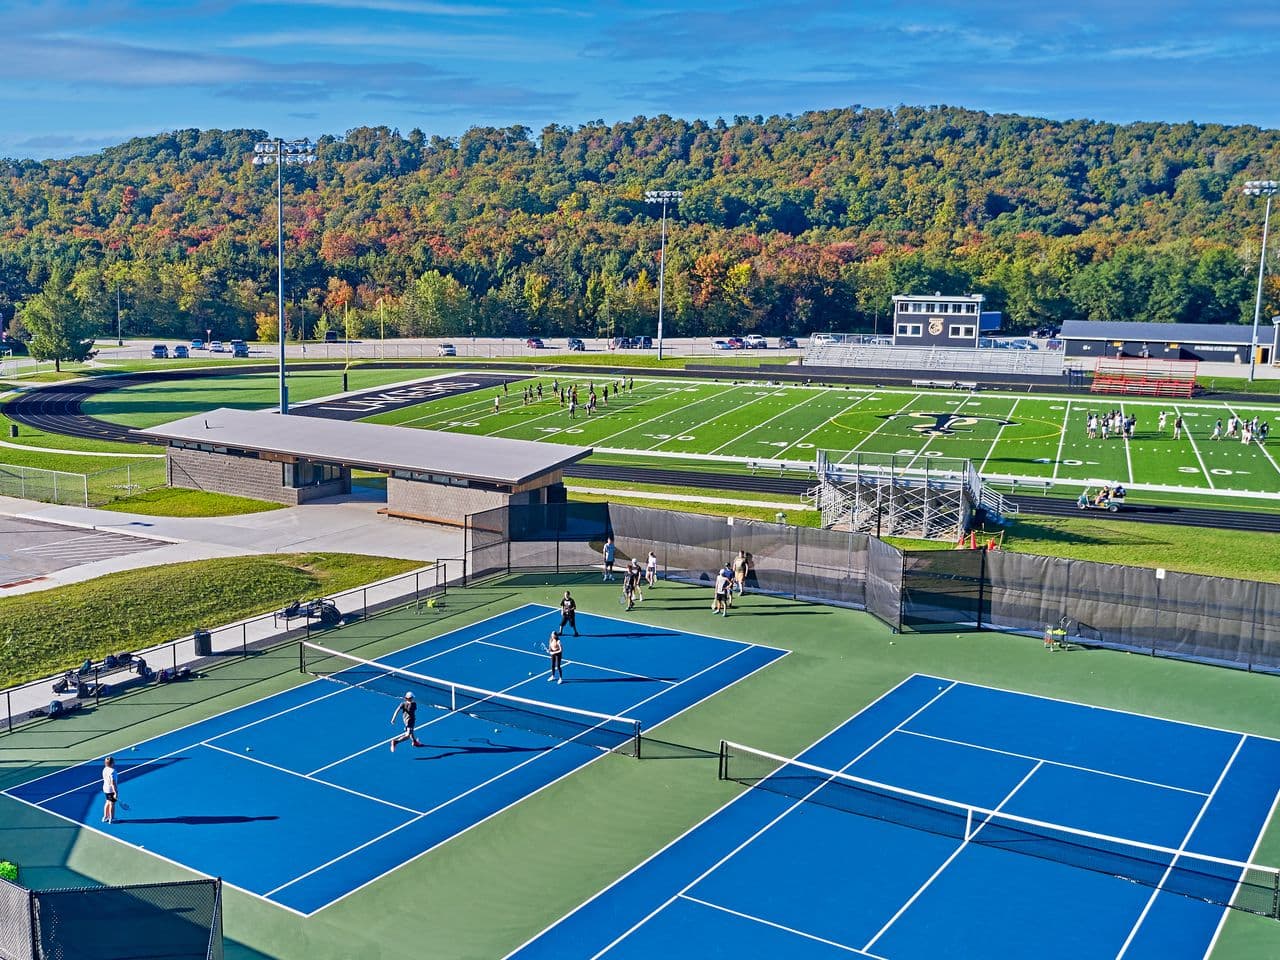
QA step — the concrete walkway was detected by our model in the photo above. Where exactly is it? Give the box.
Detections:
[0,490,464,596]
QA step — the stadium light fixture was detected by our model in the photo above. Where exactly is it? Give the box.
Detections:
[252,138,316,414]
[1243,180,1279,382]
[644,190,682,361]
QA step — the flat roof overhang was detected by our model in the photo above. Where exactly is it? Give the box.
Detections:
[137,407,592,486]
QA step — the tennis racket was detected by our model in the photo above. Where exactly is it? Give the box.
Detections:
[536,640,550,654]
[618,591,629,607]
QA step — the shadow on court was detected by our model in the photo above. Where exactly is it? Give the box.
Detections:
[117,815,281,826]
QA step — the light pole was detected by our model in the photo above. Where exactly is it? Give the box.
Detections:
[644,190,682,361]
[115,287,122,346]
[1244,180,1279,382]
[377,296,386,360]
[252,137,316,413]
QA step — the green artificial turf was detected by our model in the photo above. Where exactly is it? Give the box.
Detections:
[0,553,422,686]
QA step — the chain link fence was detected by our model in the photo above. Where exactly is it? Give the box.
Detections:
[0,461,166,508]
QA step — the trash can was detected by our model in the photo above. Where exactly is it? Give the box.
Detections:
[193,628,212,657]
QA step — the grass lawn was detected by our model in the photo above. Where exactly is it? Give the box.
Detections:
[0,553,422,686]
[95,487,285,517]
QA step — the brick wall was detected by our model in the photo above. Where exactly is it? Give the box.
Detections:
[388,477,517,525]
[167,448,349,505]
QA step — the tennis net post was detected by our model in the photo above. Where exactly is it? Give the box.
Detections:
[300,640,642,757]
[719,740,1280,920]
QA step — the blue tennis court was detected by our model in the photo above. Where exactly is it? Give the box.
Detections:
[509,674,1280,960]
[5,603,785,916]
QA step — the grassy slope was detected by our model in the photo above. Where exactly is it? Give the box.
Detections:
[0,553,421,686]
[95,487,286,517]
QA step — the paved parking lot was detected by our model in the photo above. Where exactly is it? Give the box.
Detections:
[0,515,168,588]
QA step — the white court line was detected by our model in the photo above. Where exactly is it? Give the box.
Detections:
[1174,404,1216,490]
[1201,782,1280,960]
[678,895,886,958]
[778,390,875,463]
[1051,398,1072,482]
[271,642,763,906]
[978,397,1021,475]
[475,638,678,684]
[1115,736,1246,959]
[705,387,826,455]
[862,760,1044,953]
[498,674,926,959]
[898,729,1210,797]
[945,674,1280,748]
[585,681,958,960]
[12,605,550,804]
[202,741,424,816]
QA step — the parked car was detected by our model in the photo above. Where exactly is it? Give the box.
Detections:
[609,336,632,349]
[324,330,339,343]
[638,335,653,349]
[173,345,190,359]
[712,339,733,350]
[743,334,768,349]
[726,337,745,349]
[810,333,838,346]
[526,337,544,349]
[567,337,585,351]
[231,340,249,358]
[778,336,798,349]
[437,343,456,357]
[209,340,225,353]
[151,344,169,359]
[190,339,204,351]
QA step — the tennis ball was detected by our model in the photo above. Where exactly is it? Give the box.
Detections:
[493,728,500,734]
[245,747,252,753]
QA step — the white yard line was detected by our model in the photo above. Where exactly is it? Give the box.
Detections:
[1051,399,1073,482]
[977,397,1021,475]
[1226,404,1280,489]
[777,391,876,461]
[594,383,749,450]
[706,387,824,455]
[1115,736,1246,959]
[832,393,923,464]
[903,393,978,471]
[1174,404,1217,490]
[1120,403,1135,485]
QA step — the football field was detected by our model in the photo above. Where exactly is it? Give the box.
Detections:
[361,374,1280,499]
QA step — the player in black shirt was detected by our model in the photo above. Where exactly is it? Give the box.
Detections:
[390,691,422,752]
[559,591,579,636]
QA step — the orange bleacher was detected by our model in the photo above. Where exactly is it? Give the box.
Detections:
[1090,358,1199,398]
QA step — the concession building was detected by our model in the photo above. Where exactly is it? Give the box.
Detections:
[137,407,590,526]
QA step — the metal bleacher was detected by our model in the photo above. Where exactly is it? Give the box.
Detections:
[805,338,1066,377]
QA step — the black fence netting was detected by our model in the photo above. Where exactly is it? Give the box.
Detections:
[2,878,222,960]
[466,501,1280,673]
[866,538,903,632]
[0,877,34,960]
[900,549,987,631]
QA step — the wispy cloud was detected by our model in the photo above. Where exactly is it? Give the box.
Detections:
[223,27,551,59]
[264,0,507,15]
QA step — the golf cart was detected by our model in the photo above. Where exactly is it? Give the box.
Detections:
[1077,484,1127,513]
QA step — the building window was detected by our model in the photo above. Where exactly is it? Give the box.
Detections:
[949,324,976,339]
[966,303,978,313]
[898,302,910,313]
[897,323,923,338]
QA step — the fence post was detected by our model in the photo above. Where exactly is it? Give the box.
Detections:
[6,689,11,733]
[977,545,986,631]
[363,587,368,619]
[792,525,800,600]
[242,623,248,657]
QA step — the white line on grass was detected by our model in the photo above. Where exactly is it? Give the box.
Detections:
[832,393,923,464]
[1226,404,1280,489]
[705,387,824,455]
[1051,399,1072,482]
[1120,402,1135,485]
[862,760,1044,953]
[586,681,958,960]
[1115,736,1246,959]
[1174,405,1216,490]
[978,397,1020,475]
[772,390,874,462]
[595,383,749,450]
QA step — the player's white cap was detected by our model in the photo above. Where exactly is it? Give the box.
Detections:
[405,691,414,699]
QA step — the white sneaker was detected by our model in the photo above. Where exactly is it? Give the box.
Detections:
[557,677,563,684]
[546,675,554,681]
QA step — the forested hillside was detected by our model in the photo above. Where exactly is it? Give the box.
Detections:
[2,105,1279,341]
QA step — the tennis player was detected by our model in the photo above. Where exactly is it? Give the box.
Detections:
[622,562,639,610]
[602,537,616,581]
[645,550,658,587]
[732,550,749,596]
[389,691,422,752]
[547,631,564,684]
[558,590,580,636]
[713,568,731,616]
[101,756,118,824]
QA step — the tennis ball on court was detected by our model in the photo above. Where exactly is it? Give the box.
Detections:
[493,728,500,734]
[245,747,252,753]
[889,641,895,646]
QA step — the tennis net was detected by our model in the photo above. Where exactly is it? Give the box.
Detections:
[719,740,1280,920]
[300,641,642,757]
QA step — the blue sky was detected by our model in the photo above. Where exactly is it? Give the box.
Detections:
[3,0,1279,160]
